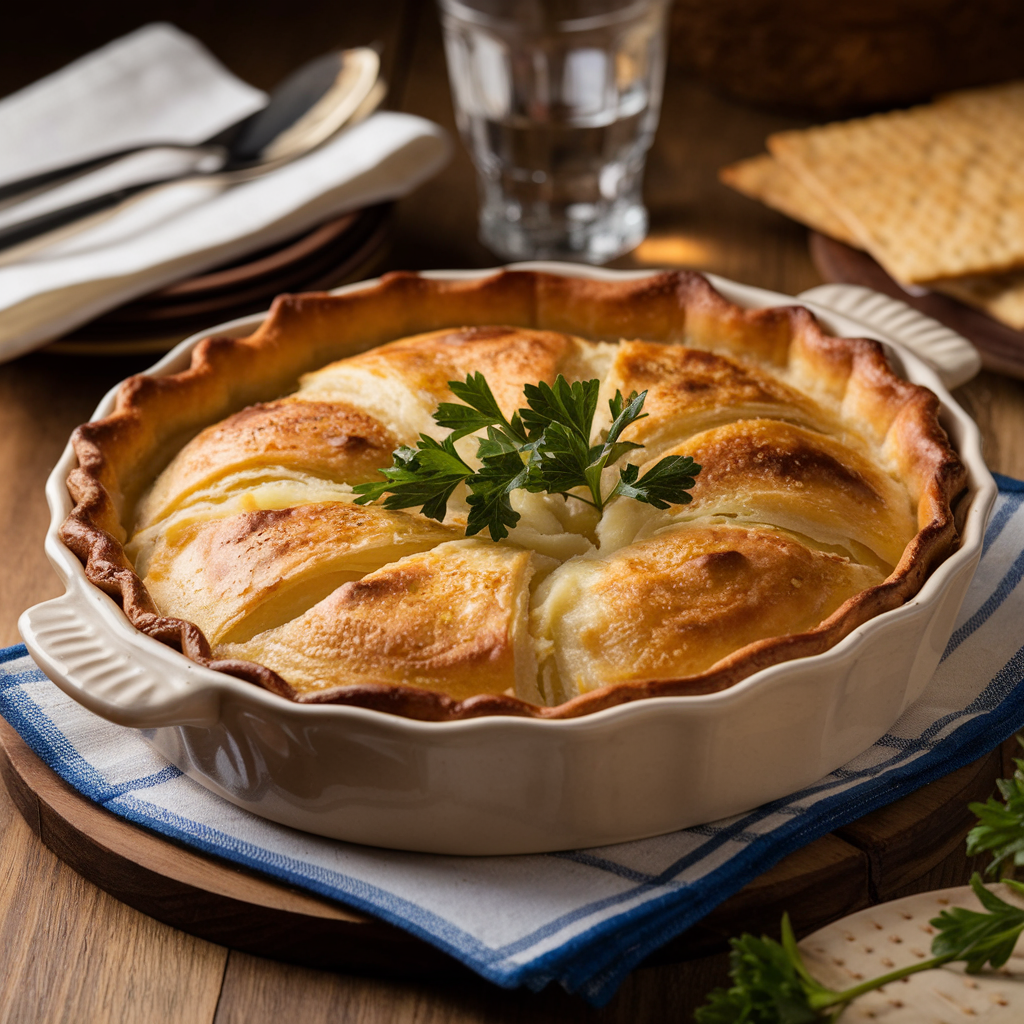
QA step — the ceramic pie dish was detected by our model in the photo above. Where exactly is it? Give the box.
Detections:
[20,263,994,854]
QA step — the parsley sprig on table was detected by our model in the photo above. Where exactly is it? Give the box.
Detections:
[696,735,1024,1023]
[967,736,1024,878]
[352,373,701,541]
[697,886,1024,1023]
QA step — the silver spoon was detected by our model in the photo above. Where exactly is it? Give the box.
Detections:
[0,47,382,253]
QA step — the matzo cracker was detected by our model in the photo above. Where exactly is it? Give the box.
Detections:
[768,82,1024,284]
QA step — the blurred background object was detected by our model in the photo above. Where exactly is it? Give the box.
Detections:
[4,4,1024,1024]
[438,0,671,263]
[669,0,1024,115]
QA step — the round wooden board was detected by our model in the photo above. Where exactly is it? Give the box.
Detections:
[810,232,1024,381]
[0,715,1009,978]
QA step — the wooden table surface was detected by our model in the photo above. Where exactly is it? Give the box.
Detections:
[3,2,1024,1021]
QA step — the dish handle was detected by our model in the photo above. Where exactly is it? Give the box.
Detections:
[797,283,981,390]
[19,593,220,730]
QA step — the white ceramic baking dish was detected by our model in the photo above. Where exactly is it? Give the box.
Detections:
[20,263,995,855]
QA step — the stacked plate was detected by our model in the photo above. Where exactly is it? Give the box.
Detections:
[46,203,393,356]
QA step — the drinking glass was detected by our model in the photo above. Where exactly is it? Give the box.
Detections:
[438,0,670,264]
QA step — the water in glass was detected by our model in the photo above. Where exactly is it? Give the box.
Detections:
[439,0,669,263]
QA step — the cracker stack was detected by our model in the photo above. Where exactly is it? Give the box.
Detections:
[719,82,1024,330]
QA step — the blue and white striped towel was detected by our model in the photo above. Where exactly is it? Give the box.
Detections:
[3,474,1024,1005]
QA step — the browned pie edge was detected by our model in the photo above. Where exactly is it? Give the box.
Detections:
[59,269,968,721]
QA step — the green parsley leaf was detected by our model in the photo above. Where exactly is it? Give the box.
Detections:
[527,420,598,503]
[967,736,1024,878]
[464,449,530,541]
[695,921,821,1024]
[698,875,1024,1022]
[435,372,528,442]
[356,373,701,540]
[930,873,1024,972]
[614,456,701,509]
[605,388,649,445]
[697,744,1024,1023]
[352,435,472,522]
[520,376,600,440]
[475,425,523,460]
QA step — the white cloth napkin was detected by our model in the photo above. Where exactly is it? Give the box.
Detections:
[3,477,1024,1006]
[0,25,451,362]
[0,23,267,188]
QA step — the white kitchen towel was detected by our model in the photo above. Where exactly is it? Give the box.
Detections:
[3,474,1023,1007]
[0,25,450,362]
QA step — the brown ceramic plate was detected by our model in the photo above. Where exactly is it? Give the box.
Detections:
[46,204,393,356]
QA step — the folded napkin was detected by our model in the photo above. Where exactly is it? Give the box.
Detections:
[0,25,450,362]
[3,475,1023,1006]
[0,23,266,189]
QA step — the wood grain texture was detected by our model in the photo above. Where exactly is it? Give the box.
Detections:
[656,835,871,964]
[835,746,1003,902]
[0,757,227,1024]
[951,373,1024,482]
[211,950,733,1024]
[1,1,1024,1020]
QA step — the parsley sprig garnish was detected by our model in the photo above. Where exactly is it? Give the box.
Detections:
[697,882,1024,1023]
[697,734,1024,1022]
[967,736,1024,878]
[352,373,700,541]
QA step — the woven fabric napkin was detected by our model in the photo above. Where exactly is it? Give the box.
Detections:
[0,24,450,362]
[0,23,266,189]
[2,475,1023,1006]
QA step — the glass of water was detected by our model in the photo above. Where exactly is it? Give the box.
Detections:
[438,0,670,264]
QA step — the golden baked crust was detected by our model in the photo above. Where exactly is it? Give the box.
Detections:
[136,503,462,646]
[60,270,967,721]
[219,538,538,703]
[531,524,885,706]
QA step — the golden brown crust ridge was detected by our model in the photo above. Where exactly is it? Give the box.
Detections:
[60,270,968,721]
[532,524,886,702]
[134,399,399,531]
[647,420,918,568]
[140,503,460,646]
[218,539,536,702]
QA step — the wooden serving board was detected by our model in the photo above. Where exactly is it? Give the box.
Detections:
[0,715,1011,978]
[810,232,1024,381]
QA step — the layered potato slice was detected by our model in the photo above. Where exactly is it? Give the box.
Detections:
[300,325,613,441]
[134,398,399,532]
[140,504,460,645]
[598,419,916,570]
[592,340,839,459]
[218,539,542,702]
[135,326,612,535]
[531,524,885,705]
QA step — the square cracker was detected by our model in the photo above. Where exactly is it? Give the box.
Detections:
[767,81,1024,284]
[721,148,1024,331]
[719,153,860,246]
[932,271,1024,331]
